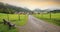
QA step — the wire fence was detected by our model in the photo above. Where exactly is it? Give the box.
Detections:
[0,13,26,22]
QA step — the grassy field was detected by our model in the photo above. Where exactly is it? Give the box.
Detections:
[33,13,60,26]
[0,13,28,32]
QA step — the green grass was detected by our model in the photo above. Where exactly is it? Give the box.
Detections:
[33,13,60,26]
[0,13,28,32]
[0,24,18,32]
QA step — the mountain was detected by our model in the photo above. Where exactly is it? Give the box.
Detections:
[0,2,32,14]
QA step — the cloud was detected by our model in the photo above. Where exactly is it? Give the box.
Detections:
[0,0,60,10]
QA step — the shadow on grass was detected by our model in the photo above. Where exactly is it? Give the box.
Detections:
[10,20,20,22]
[0,22,3,24]
[0,23,18,32]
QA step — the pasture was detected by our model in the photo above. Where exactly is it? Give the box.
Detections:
[33,13,60,26]
[0,13,28,32]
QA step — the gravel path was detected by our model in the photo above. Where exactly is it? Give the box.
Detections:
[18,15,60,32]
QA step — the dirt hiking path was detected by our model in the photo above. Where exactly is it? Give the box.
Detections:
[18,15,60,32]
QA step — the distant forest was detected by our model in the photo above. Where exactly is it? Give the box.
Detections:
[46,9,60,13]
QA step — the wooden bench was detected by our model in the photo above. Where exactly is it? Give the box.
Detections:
[3,19,15,29]
[3,19,8,24]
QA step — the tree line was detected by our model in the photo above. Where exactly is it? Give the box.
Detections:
[0,2,31,14]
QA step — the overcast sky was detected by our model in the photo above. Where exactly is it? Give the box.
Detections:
[0,0,60,10]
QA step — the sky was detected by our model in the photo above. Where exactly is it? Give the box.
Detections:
[0,0,60,10]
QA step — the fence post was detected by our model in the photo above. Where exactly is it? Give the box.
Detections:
[50,12,51,19]
[7,14,9,20]
[18,14,20,21]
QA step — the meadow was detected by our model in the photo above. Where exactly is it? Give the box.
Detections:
[0,13,28,32]
[33,13,60,26]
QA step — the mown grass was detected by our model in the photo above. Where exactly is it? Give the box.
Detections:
[0,13,28,32]
[33,13,60,26]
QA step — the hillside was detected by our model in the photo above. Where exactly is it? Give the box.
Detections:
[0,2,32,14]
